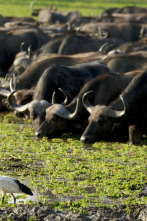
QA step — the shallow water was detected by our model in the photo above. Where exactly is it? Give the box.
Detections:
[9,189,40,204]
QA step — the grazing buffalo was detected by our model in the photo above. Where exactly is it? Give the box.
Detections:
[99,6,147,22]
[57,34,123,55]
[0,27,50,76]
[0,87,12,111]
[33,62,113,103]
[112,37,147,54]
[0,51,105,106]
[7,43,33,79]
[101,6,147,15]
[80,70,147,144]
[34,30,124,56]
[79,22,141,42]
[102,53,147,74]
[8,62,113,132]
[5,51,104,92]
[37,8,82,25]
[27,69,141,140]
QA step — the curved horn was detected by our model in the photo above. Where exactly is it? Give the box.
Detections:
[30,1,34,10]
[75,26,82,35]
[82,91,94,114]
[7,90,30,112]
[104,95,127,118]
[67,22,71,31]
[99,42,109,54]
[54,98,80,120]
[51,91,56,104]
[10,74,17,92]
[20,42,25,52]
[119,95,127,116]
[5,73,8,80]
[51,88,68,105]
[102,30,109,38]
[27,45,32,58]
[98,26,109,39]
[0,88,11,97]
[139,26,145,38]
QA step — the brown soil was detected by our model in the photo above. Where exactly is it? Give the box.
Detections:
[0,204,146,221]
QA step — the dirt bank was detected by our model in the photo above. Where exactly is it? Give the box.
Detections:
[0,204,146,221]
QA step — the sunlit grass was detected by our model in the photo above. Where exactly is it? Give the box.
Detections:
[0,0,147,17]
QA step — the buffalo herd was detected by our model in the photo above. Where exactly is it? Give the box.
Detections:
[1,5,147,144]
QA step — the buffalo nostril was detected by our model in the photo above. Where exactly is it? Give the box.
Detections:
[80,136,86,142]
[80,135,92,143]
[14,111,24,118]
[35,131,40,137]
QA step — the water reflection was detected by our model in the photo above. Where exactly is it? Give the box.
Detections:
[9,189,40,204]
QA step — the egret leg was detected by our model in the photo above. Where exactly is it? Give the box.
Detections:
[11,193,16,204]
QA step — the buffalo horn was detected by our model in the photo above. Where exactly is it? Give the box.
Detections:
[54,98,80,120]
[7,90,30,112]
[28,45,32,58]
[104,95,127,118]
[82,91,94,114]
[139,26,145,38]
[0,88,11,97]
[99,42,109,54]
[10,74,17,92]
[83,92,127,118]
[20,42,25,52]
[98,26,109,38]
[51,88,68,105]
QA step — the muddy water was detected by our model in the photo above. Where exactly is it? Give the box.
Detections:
[9,189,40,204]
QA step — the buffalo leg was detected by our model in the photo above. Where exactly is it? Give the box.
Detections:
[129,125,142,144]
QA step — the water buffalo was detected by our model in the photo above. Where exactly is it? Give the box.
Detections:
[37,8,82,25]
[6,43,33,79]
[102,53,147,74]
[0,27,50,76]
[34,30,124,56]
[0,87,12,111]
[99,6,147,22]
[57,34,124,55]
[0,51,105,107]
[80,70,147,144]
[29,69,141,140]
[5,51,104,91]
[33,62,112,103]
[102,6,147,15]
[8,62,113,132]
[79,22,141,42]
[112,37,147,54]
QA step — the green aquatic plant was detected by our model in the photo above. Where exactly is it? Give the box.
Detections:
[0,113,146,212]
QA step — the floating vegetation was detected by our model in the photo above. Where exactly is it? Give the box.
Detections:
[0,113,146,213]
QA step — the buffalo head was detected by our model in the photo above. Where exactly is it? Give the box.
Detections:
[8,88,71,135]
[80,91,127,143]
[7,90,52,130]
[34,99,79,139]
